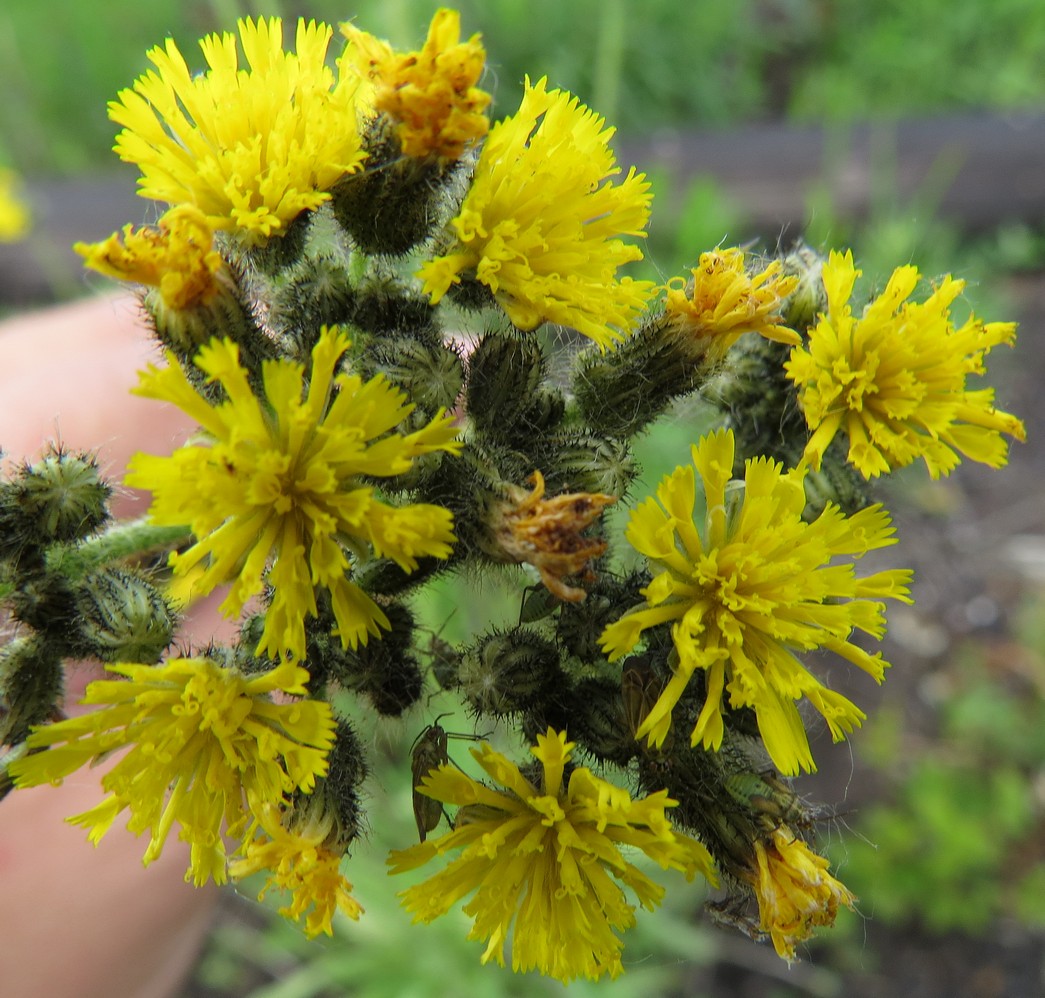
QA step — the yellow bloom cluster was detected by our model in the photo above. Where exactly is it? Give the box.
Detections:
[390,728,716,982]
[750,826,856,962]
[601,427,913,776]
[231,802,363,938]
[342,8,490,160]
[664,247,800,357]
[9,658,334,885]
[127,326,461,663]
[786,249,1025,479]
[74,205,223,311]
[418,76,656,350]
[110,17,366,241]
[0,168,30,241]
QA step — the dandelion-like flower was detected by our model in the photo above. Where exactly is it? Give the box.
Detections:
[231,800,363,938]
[0,168,30,241]
[491,470,615,602]
[785,249,1025,479]
[389,727,716,983]
[417,76,656,350]
[126,326,461,662]
[342,8,490,161]
[599,427,913,776]
[663,247,800,358]
[749,826,856,962]
[75,205,223,311]
[8,657,335,885]
[109,17,366,242]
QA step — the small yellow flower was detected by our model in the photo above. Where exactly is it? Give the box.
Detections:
[126,326,461,662]
[110,17,366,242]
[74,205,223,311]
[785,249,1025,479]
[231,801,363,938]
[389,728,716,983]
[600,427,912,776]
[417,76,656,350]
[342,8,490,161]
[663,247,800,358]
[491,470,616,602]
[8,657,335,886]
[0,168,30,241]
[749,826,856,962]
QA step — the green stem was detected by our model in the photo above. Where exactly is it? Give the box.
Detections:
[45,519,192,580]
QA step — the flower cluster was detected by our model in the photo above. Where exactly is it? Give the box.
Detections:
[126,326,461,663]
[110,17,366,241]
[0,4,1027,985]
[786,249,1025,479]
[390,729,716,982]
[75,205,223,311]
[600,427,913,776]
[417,75,656,350]
[9,658,335,886]
[342,7,490,161]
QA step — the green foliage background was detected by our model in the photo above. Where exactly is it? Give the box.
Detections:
[5,0,1045,174]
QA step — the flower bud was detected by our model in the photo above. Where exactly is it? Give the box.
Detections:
[777,244,827,331]
[71,567,175,663]
[270,256,356,351]
[324,603,424,716]
[568,676,637,767]
[5,448,109,549]
[332,121,462,255]
[0,635,62,745]
[458,627,562,716]
[466,332,561,442]
[541,432,637,499]
[367,334,464,418]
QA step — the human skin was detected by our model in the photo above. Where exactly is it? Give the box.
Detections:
[0,295,229,998]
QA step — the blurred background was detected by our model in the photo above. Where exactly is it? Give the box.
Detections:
[1,1,1043,996]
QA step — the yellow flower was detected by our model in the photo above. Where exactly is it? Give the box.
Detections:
[126,326,461,662]
[785,249,1025,479]
[663,247,800,358]
[749,826,856,962]
[0,168,30,241]
[110,17,366,242]
[8,657,335,886]
[74,205,223,311]
[417,76,656,350]
[599,427,912,776]
[389,728,716,983]
[231,801,363,938]
[342,8,490,161]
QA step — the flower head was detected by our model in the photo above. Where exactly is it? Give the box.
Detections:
[663,247,800,358]
[8,657,335,885]
[491,470,616,602]
[126,326,461,662]
[342,8,490,161]
[749,826,856,962]
[75,205,223,311]
[417,76,656,350]
[600,428,912,776]
[389,728,716,983]
[0,168,30,241]
[785,249,1025,479]
[231,800,363,938]
[110,17,366,242]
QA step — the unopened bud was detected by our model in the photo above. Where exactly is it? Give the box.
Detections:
[72,567,175,663]
[6,448,109,548]
[458,628,562,716]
